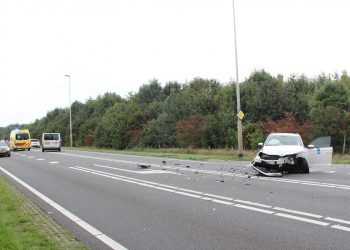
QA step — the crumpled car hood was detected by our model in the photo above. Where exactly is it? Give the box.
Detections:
[261,145,304,156]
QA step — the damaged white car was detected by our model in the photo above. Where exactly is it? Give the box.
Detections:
[251,133,333,177]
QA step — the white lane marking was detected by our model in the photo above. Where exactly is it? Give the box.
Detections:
[211,199,234,206]
[322,171,336,174]
[174,191,202,198]
[49,161,59,164]
[233,199,272,209]
[36,158,45,161]
[331,225,350,232]
[70,166,350,232]
[233,204,275,214]
[202,193,233,201]
[325,217,350,225]
[275,213,329,226]
[273,207,323,219]
[93,164,178,175]
[0,167,127,250]
[58,151,350,191]
[27,156,35,159]
[20,155,26,157]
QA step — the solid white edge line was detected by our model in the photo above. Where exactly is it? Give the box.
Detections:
[273,207,323,219]
[331,225,350,232]
[275,213,329,226]
[325,217,350,225]
[0,167,128,250]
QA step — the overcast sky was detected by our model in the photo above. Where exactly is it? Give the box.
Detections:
[1,0,349,126]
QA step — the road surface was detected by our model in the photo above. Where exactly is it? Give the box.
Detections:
[1,149,349,249]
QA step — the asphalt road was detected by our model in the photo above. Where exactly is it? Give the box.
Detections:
[1,149,350,250]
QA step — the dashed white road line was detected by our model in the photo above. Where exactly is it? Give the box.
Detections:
[36,158,45,161]
[49,161,59,164]
[273,207,323,219]
[27,156,35,159]
[0,167,128,250]
[331,225,350,232]
[275,213,329,226]
[325,217,350,225]
[70,165,350,233]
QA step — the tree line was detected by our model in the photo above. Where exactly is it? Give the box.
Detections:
[1,70,350,153]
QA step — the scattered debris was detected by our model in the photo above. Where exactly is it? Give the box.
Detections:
[162,160,167,164]
[137,163,151,169]
[194,171,199,174]
[186,165,190,168]
[220,180,224,183]
[247,175,251,179]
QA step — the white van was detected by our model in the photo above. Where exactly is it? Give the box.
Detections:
[42,133,61,152]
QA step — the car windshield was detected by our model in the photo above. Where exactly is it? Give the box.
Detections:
[31,139,38,142]
[44,134,59,140]
[16,133,29,140]
[265,135,302,146]
[0,140,7,146]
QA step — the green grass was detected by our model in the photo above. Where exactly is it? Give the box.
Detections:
[0,177,88,250]
[65,146,350,164]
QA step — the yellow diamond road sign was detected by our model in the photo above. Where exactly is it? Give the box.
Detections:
[237,111,244,120]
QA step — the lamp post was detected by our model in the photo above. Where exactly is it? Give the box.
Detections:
[64,74,73,147]
[232,0,243,157]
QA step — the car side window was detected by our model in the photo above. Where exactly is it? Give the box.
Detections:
[309,136,331,148]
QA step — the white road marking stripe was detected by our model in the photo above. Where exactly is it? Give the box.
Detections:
[200,197,213,201]
[36,158,45,161]
[234,199,272,208]
[212,199,234,206]
[175,191,202,198]
[49,161,59,164]
[20,155,26,157]
[325,217,350,225]
[178,188,203,195]
[0,167,127,250]
[154,187,176,193]
[273,207,323,218]
[233,204,275,214]
[322,171,336,174]
[300,183,337,188]
[27,156,35,159]
[202,193,233,201]
[331,225,350,232]
[275,213,329,226]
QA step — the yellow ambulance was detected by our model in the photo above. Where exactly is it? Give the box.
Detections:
[9,129,32,151]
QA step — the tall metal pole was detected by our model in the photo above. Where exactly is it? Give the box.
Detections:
[65,74,73,147]
[232,0,243,157]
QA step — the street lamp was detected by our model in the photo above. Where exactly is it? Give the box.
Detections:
[64,74,73,147]
[232,0,243,157]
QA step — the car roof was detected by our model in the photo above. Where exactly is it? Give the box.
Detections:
[269,133,300,137]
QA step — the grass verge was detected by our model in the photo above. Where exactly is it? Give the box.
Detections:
[64,147,350,164]
[0,176,88,250]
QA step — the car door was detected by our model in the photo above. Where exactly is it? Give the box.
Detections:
[307,136,333,167]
